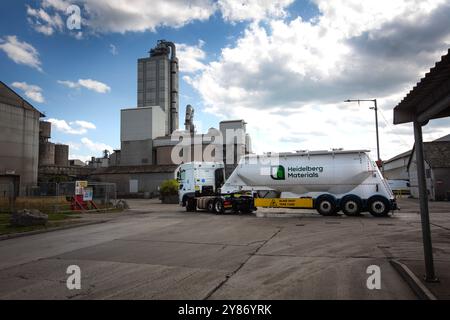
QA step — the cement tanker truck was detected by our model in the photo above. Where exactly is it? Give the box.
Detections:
[177,150,397,217]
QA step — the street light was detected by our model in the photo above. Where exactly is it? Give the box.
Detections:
[344,99,381,164]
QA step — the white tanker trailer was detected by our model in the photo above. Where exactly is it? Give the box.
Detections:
[178,150,397,217]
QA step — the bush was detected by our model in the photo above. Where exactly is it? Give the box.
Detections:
[160,179,179,196]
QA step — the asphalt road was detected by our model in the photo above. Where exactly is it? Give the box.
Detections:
[1,198,448,299]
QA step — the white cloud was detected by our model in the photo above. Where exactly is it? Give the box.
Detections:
[81,137,112,153]
[11,82,45,103]
[218,0,295,22]
[176,40,207,73]
[189,0,450,160]
[47,118,96,135]
[34,0,215,34]
[26,0,299,34]
[74,120,96,130]
[26,5,64,36]
[58,79,111,93]
[0,36,42,71]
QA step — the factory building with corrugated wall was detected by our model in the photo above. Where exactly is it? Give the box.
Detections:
[0,81,43,196]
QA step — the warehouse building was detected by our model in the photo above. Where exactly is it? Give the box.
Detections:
[0,81,43,196]
[383,150,412,180]
[407,140,450,201]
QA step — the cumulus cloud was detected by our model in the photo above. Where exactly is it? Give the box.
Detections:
[11,82,45,103]
[26,5,64,35]
[29,0,214,34]
[57,79,111,93]
[218,0,295,22]
[186,0,450,159]
[176,40,207,73]
[47,118,96,135]
[0,36,42,71]
[27,0,295,34]
[81,137,112,153]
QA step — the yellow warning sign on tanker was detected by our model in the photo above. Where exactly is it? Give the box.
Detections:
[254,198,313,208]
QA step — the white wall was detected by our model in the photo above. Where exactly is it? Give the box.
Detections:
[121,106,166,141]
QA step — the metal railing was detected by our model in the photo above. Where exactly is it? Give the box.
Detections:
[0,182,117,213]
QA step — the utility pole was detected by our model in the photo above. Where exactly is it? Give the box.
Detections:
[344,99,381,164]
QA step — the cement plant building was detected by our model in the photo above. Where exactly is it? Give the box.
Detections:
[92,40,252,196]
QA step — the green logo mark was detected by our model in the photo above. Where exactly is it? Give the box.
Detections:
[271,165,285,180]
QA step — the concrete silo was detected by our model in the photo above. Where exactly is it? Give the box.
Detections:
[54,144,69,166]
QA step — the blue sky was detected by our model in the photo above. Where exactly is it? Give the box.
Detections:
[1,0,449,161]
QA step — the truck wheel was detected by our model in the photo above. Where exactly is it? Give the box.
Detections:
[341,195,362,216]
[316,195,337,216]
[214,199,225,214]
[368,196,390,217]
[186,198,196,212]
[207,200,215,213]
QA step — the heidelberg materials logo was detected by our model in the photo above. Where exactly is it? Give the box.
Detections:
[270,165,285,180]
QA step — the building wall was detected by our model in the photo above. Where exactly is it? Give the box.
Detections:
[383,157,409,180]
[120,106,165,141]
[432,168,450,200]
[0,102,40,195]
[120,139,153,166]
[93,172,173,195]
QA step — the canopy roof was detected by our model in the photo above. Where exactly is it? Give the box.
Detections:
[394,49,450,124]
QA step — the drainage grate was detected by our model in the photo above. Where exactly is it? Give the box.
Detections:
[378,223,394,226]
[325,221,341,224]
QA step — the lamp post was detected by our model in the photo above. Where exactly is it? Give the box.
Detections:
[344,99,381,164]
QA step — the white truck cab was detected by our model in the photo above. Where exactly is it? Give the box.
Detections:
[176,162,225,206]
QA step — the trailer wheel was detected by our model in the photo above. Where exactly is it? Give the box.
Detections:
[368,196,390,217]
[207,200,215,213]
[316,195,337,216]
[214,199,225,214]
[186,198,196,212]
[341,195,362,216]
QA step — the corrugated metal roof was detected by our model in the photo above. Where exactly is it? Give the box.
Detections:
[393,49,450,124]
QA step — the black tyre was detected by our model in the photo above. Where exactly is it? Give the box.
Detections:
[207,200,215,213]
[186,198,196,212]
[368,196,390,217]
[214,199,225,214]
[341,195,362,216]
[316,195,337,216]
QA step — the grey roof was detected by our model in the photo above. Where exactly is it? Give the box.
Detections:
[423,141,450,168]
[408,141,450,169]
[384,149,412,163]
[433,134,450,142]
[0,81,45,116]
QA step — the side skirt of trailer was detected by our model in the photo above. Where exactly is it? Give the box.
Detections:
[254,198,314,209]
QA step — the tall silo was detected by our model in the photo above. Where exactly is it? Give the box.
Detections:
[54,144,69,166]
[39,142,55,166]
[137,40,179,135]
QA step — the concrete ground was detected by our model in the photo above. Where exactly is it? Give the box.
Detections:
[0,197,448,300]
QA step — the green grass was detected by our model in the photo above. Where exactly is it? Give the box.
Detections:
[0,212,82,236]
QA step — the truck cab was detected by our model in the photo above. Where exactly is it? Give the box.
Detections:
[176,162,225,206]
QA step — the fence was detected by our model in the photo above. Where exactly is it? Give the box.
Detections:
[0,182,117,213]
